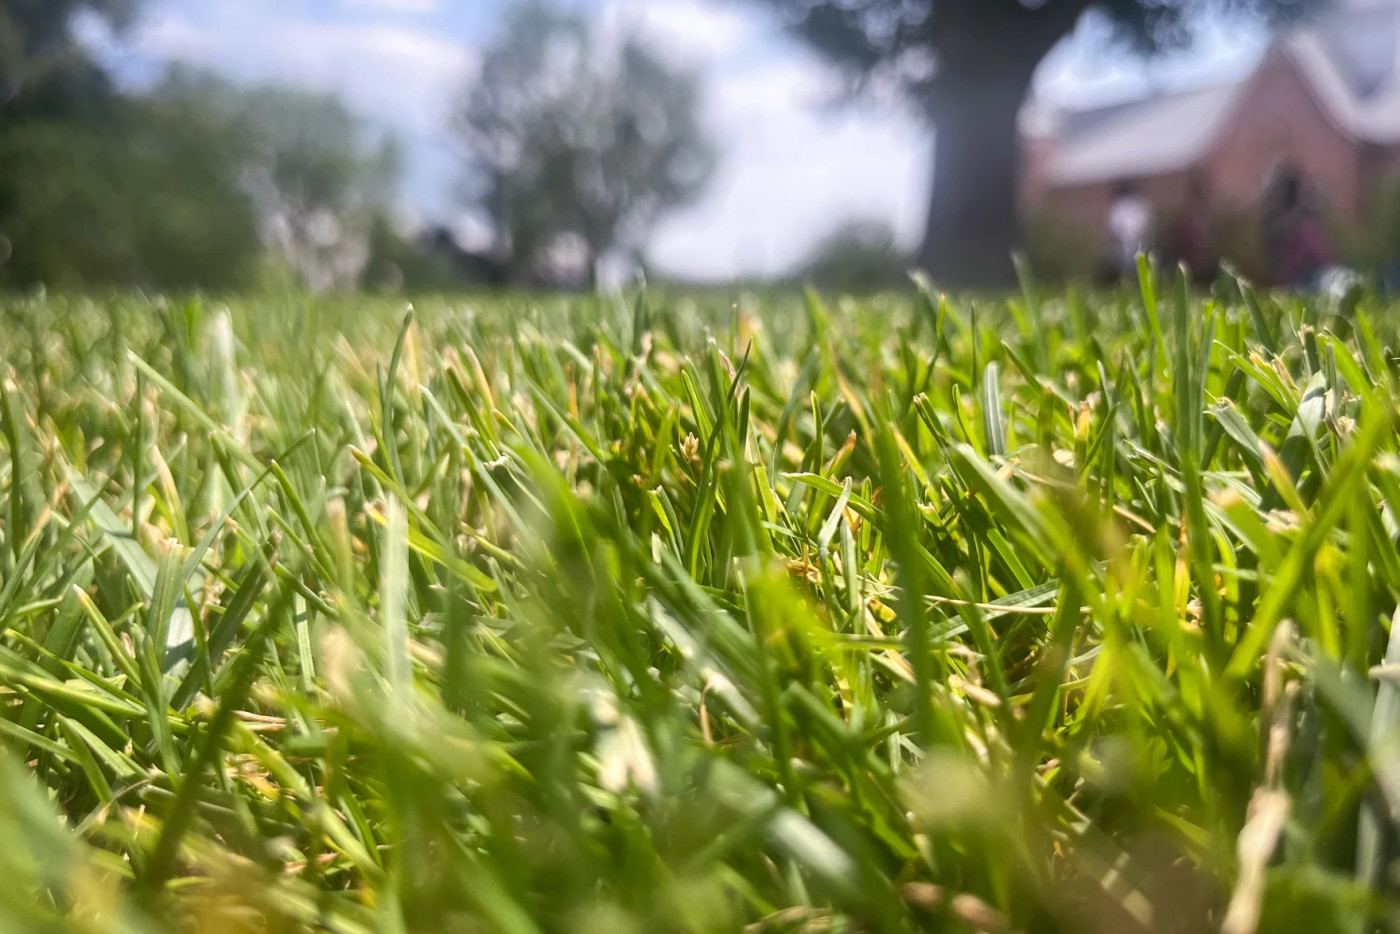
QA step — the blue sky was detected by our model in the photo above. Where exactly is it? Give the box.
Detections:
[87,0,1267,281]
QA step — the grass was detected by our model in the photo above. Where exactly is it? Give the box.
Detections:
[0,270,1397,932]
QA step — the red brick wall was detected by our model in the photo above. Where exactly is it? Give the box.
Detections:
[1019,134,1055,217]
[1037,173,1193,238]
[1206,49,1362,222]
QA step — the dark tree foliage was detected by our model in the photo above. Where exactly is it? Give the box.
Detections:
[0,0,136,120]
[799,219,909,293]
[0,1,269,291]
[457,1,715,286]
[155,67,400,290]
[754,0,1323,286]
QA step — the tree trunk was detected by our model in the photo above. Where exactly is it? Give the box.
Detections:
[917,7,1087,288]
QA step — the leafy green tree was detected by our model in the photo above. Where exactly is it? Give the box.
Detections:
[0,15,397,295]
[239,87,398,290]
[0,3,265,291]
[0,0,136,120]
[751,0,1321,286]
[456,1,715,285]
[152,68,400,291]
[0,97,263,291]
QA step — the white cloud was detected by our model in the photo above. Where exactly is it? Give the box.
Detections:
[344,0,443,13]
[134,1,474,137]
[112,0,929,280]
[650,52,929,280]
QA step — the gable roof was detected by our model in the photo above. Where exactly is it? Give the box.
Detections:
[1036,82,1247,187]
[1285,7,1400,144]
[1316,1,1399,98]
[1025,1,1400,187]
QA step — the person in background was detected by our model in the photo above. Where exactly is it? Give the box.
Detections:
[1170,174,1217,284]
[1262,166,1332,289]
[1105,179,1152,283]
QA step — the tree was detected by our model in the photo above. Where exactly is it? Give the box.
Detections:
[152,67,400,291]
[359,218,508,294]
[0,0,136,121]
[456,1,715,286]
[0,0,139,286]
[0,53,391,292]
[752,0,1321,286]
[238,86,399,290]
[0,0,267,291]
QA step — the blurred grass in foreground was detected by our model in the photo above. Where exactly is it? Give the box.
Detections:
[1,271,1399,932]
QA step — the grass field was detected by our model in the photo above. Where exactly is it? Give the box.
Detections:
[1,269,1398,932]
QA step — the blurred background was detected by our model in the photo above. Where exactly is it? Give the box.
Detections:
[2,0,1397,293]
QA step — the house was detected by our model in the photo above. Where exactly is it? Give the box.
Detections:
[1020,0,1400,276]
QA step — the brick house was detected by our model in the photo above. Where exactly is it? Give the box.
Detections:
[1020,0,1400,275]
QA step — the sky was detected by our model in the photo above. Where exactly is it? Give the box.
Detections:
[85,0,1270,282]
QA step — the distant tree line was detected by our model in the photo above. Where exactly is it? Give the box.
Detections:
[0,0,405,293]
[454,1,715,288]
[0,0,718,294]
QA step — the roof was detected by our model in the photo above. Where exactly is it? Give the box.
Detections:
[1285,10,1400,144]
[1026,0,1400,187]
[1315,2,1399,98]
[1038,82,1247,187]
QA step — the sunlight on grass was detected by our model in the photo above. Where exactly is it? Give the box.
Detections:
[0,272,1396,932]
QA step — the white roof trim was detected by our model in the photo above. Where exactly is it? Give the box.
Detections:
[1029,6,1400,187]
[1045,82,1247,186]
[1283,31,1400,144]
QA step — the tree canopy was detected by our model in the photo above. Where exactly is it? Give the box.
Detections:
[0,0,400,293]
[0,0,136,120]
[0,0,266,290]
[456,1,715,285]
[0,93,262,290]
[752,0,1324,285]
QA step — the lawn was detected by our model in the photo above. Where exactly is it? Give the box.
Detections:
[0,270,1396,932]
